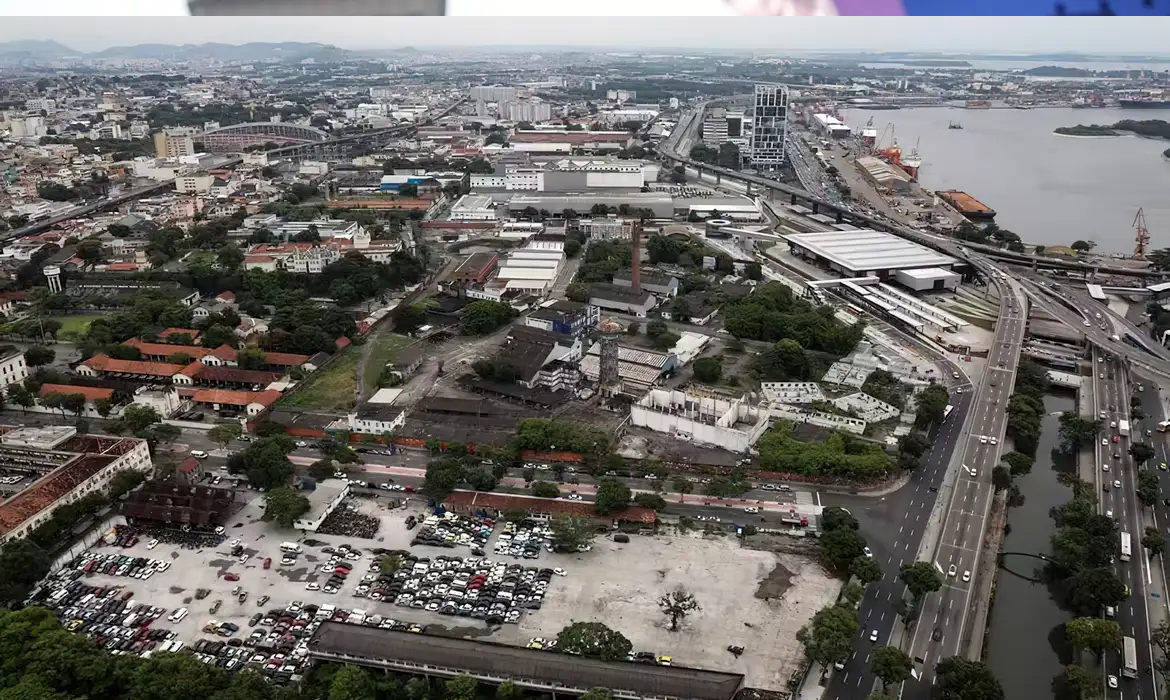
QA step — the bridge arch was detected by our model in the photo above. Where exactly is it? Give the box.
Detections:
[997,551,1061,583]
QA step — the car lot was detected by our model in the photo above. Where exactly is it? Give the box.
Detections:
[28,491,833,688]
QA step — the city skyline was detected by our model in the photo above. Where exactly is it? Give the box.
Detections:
[0,16,1167,55]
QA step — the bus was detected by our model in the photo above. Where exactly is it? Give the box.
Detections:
[943,405,954,421]
[1122,636,1138,679]
[1121,532,1132,563]
[1158,420,1170,433]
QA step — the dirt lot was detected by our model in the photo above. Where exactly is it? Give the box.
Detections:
[62,493,834,691]
[493,530,839,690]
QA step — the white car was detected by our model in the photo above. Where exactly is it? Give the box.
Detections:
[863,547,873,558]
[566,493,583,501]
[146,539,159,550]
[231,538,240,547]
[869,629,879,643]
[962,571,971,583]
[1102,464,1110,472]
[979,435,988,444]
[1106,510,1114,519]
[1114,480,1122,489]
[553,568,567,577]
[947,564,957,577]
[1102,438,1109,446]
[744,506,760,514]
[1109,675,1119,689]
[989,437,998,446]
[239,554,249,564]
[305,582,320,591]
[296,441,308,447]
[1083,321,1091,327]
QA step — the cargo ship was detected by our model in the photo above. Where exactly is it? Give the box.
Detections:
[1119,97,1170,109]
[965,100,992,109]
[937,190,996,220]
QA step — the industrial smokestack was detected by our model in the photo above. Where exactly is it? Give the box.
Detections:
[631,222,642,294]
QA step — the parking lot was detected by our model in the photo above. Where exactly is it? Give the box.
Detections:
[492,531,839,690]
[31,489,835,690]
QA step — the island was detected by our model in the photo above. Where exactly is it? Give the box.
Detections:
[1054,119,1170,139]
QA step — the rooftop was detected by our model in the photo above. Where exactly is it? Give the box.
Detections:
[192,388,282,408]
[783,229,957,273]
[308,623,738,700]
[589,283,653,307]
[39,383,115,403]
[81,355,185,378]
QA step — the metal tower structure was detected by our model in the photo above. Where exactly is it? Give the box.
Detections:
[1134,207,1151,260]
[597,319,624,394]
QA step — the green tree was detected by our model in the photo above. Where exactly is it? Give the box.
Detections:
[900,561,943,603]
[1002,451,1034,476]
[934,656,1005,700]
[632,492,667,511]
[914,385,950,428]
[871,644,913,691]
[23,346,55,367]
[495,681,522,700]
[208,424,242,449]
[227,436,295,490]
[820,527,868,573]
[308,460,334,481]
[555,621,632,661]
[263,487,310,528]
[692,356,722,383]
[594,478,631,515]
[797,603,860,673]
[579,690,615,700]
[7,384,33,413]
[1065,616,1122,657]
[1144,526,1166,556]
[531,481,561,499]
[444,676,478,700]
[1064,567,1127,616]
[122,404,161,433]
[841,582,864,607]
[237,347,267,371]
[1151,618,1170,684]
[379,554,402,575]
[850,555,882,585]
[821,507,860,532]
[328,665,375,700]
[460,300,516,335]
[992,465,1012,491]
[549,515,596,551]
[1131,442,1156,465]
[672,477,694,502]
[107,469,146,498]
[658,588,700,631]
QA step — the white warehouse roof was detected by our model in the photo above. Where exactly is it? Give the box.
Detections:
[784,229,957,273]
[497,266,558,280]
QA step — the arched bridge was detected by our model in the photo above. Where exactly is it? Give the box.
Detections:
[197,122,329,152]
[997,551,1061,583]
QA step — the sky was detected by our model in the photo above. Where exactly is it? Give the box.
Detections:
[0,14,1164,54]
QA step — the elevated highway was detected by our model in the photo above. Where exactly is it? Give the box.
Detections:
[661,109,1161,280]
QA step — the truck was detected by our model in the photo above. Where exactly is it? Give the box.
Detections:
[1119,420,1130,437]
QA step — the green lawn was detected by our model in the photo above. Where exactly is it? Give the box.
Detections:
[51,315,106,336]
[362,334,416,396]
[276,348,359,412]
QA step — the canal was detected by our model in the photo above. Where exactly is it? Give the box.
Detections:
[984,392,1078,700]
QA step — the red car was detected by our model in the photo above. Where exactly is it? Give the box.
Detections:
[263,558,271,569]
[1113,435,1120,443]
[223,572,240,581]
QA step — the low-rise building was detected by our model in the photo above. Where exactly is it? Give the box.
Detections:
[524,299,599,338]
[630,388,770,454]
[612,270,679,298]
[0,349,27,390]
[442,490,655,526]
[347,403,407,435]
[294,482,351,532]
[191,389,282,417]
[587,283,656,318]
[496,326,582,392]
[0,430,153,542]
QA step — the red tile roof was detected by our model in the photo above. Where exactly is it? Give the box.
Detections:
[181,363,281,386]
[123,337,214,360]
[335,337,352,351]
[442,490,656,524]
[158,328,202,343]
[511,131,630,144]
[39,383,114,402]
[216,291,236,302]
[192,389,282,408]
[177,457,200,474]
[81,354,185,378]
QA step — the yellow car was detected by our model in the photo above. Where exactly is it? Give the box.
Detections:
[1160,462,1167,471]
[657,656,672,666]
[66,619,83,632]
[1124,585,1130,598]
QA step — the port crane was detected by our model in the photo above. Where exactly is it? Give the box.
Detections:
[1134,207,1151,260]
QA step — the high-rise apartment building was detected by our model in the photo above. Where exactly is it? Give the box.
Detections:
[469,85,517,102]
[749,84,789,170]
[500,100,552,123]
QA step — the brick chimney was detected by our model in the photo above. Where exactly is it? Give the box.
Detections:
[631,222,642,294]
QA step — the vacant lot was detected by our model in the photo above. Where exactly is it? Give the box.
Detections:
[493,531,839,690]
[277,349,357,412]
[361,333,416,397]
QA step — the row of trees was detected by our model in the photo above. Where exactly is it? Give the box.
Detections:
[1005,360,1050,457]
[725,283,864,364]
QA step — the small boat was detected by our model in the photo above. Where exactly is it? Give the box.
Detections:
[948,121,963,130]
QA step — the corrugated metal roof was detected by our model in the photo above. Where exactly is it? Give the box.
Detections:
[308,623,741,700]
[784,229,956,272]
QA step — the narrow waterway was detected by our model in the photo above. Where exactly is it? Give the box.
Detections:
[984,392,1077,700]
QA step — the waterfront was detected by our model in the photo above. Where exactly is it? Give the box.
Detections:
[838,106,1170,252]
[984,393,1077,700]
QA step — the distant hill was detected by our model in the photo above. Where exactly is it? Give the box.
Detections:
[0,40,79,58]
[0,40,347,62]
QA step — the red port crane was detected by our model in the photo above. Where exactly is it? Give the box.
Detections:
[1134,208,1150,260]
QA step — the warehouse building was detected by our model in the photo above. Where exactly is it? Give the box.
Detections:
[782,229,961,287]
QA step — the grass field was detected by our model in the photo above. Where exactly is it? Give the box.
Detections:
[276,348,358,412]
[51,315,106,337]
[361,333,416,396]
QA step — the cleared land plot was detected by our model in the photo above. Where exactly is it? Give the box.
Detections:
[277,349,357,412]
[493,532,839,690]
[361,333,416,396]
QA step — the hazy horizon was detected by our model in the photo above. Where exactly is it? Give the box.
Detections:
[0,16,1166,55]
